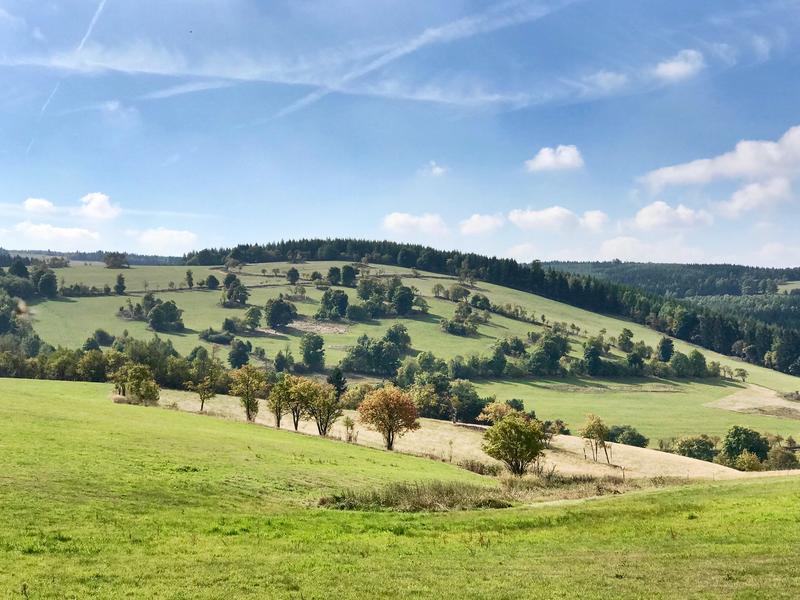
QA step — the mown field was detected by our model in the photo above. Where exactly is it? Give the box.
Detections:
[779,280,800,294]
[1,378,799,599]
[474,377,800,442]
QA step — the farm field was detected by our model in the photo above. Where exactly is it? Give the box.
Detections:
[1,377,800,599]
[474,378,800,442]
[31,261,800,394]
[779,280,800,294]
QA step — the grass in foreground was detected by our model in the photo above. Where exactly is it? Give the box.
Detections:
[2,378,800,598]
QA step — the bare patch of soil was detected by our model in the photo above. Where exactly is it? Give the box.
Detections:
[706,384,800,421]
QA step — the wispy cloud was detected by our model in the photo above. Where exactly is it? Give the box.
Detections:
[273,0,573,118]
[27,0,109,154]
[138,80,235,101]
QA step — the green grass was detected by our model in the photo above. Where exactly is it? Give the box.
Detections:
[475,377,800,442]
[2,377,800,598]
[34,261,800,394]
[779,280,800,294]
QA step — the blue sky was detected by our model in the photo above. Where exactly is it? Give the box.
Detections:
[1,0,799,264]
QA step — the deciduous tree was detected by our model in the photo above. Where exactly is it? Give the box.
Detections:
[358,384,419,450]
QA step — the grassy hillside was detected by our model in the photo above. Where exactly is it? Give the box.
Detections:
[474,378,800,441]
[31,261,800,393]
[1,378,800,598]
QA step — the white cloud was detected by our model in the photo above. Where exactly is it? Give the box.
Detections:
[525,145,584,172]
[580,210,609,232]
[23,198,55,214]
[506,242,538,263]
[0,8,25,29]
[139,80,234,101]
[634,201,713,230]
[77,192,120,220]
[14,221,99,243]
[599,235,706,263]
[759,242,800,267]
[421,160,448,177]
[135,228,198,255]
[382,212,449,236]
[582,70,628,93]
[716,177,792,218]
[641,125,800,191]
[752,35,771,61]
[459,213,504,235]
[508,206,608,232]
[651,49,705,82]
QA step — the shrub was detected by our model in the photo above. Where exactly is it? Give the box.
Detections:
[458,459,503,477]
[765,446,799,470]
[319,481,511,512]
[722,426,769,462]
[734,450,763,472]
[482,414,546,476]
[675,435,717,462]
[608,424,649,448]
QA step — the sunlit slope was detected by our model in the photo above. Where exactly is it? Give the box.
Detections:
[31,261,800,391]
[1,378,800,598]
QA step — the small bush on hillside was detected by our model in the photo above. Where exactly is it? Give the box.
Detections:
[675,435,717,462]
[482,414,546,476]
[734,450,763,472]
[608,424,649,448]
[458,459,503,477]
[765,446,799,470]
[319,481,511,512]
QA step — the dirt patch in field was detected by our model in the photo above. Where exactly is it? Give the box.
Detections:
[260,316,350,336]
[547,382,680,394]
[706,384,800,420]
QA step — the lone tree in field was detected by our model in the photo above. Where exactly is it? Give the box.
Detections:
[112,364,159,406]
[230,364,266,422]
[579,413,611,464]
[300,332,325,371]
[358,384,419,450]
[104,252,129,269]
[734,367,749,383]
[481,413,546,476]
[286,267,300,284]
[114,273,126,295]
[264,297,297,329]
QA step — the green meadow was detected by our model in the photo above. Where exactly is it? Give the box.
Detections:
[33,261,800,395]
[1,377,799,599]
[475,377,800,442]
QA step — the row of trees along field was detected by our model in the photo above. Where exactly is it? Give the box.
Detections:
[183,239,800,376]
[545,260,800,298]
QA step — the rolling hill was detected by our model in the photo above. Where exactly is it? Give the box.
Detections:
[24,260,800,444]
[1,377,799,599]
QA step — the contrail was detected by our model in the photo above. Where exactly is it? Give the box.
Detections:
[77,0,108,53]
[273,0,575,119]
[27,0,109,154]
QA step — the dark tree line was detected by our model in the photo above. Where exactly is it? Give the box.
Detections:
[184,239,800,376]
[546,260,799,298]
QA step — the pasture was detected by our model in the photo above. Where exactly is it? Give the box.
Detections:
[1,378,799,598]
[32,261,800,395]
